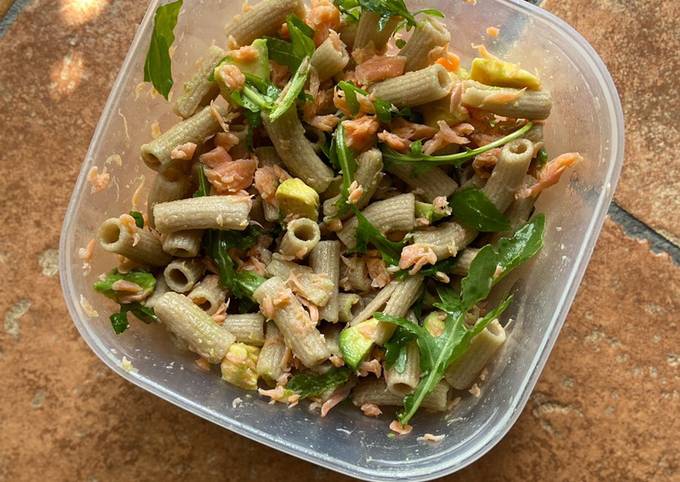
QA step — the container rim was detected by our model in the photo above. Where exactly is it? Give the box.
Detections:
[59,0,625,480]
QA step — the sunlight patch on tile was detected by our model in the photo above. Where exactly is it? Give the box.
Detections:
[60,0,108,26]
[49,50,85,100]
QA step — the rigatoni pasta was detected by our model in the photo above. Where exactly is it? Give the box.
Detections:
[93,0,580,434]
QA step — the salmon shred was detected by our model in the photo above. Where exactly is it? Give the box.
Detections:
[519,153,583,199]
[201,145,257,194]
[228,45,259,63]
[423,121,473,155]
[86,166,110,193]
[365,255,391,288]
[216,64,245,90]
[389,420,413,435]
[308,114,340,132]
[343,116,380,151]
[390,118,438,140]
[435,52,461,72]
[378,130,410,152]
[307,0,341,46]
[333,88,375,117]
[320,382,354,417]
[399,243,438,274]
[355,55,407,85]
[360,403,383,417]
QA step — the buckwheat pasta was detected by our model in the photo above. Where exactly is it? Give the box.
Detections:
[445,319,506,389]
[162,230,203,258]
[399,17,450,72]
[154,292,235,364]
[223,313,266,346]
[141,104,229,171]
[153,195,252,233]
[188,274,228,315]
[369,64,453,107]
[174,45,226,119]
[98,217,171,267]
[163,258,206,293]
[461,80,553,120]
[310,241,341,322]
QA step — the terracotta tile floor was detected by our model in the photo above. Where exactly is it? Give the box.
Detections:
[0,1,678,481]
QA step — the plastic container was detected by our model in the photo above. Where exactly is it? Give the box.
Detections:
[59,0,624,480]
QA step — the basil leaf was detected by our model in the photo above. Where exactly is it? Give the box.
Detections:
[352,207,404,266]
[269,57,311,122]
[450,187,511,232]
[129,211,144,228]
[287,367,352,399]
[143,0,183,99]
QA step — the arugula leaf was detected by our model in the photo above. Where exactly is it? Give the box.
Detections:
[536,147,549,168]
[108,302,159,335]
[358,0,443,31]
[459,245,498,310]
[286,367,352,399]
[269,57,312,122]
[129,211,144,228]
[94,270,156,302]
[373,215,546,423]
[193,164,210,197]
[288,14,316,62]
[352,206,404,266]
[334,123,357,215]
[338,81,368,116]
[495,214,545,281]
[374,98,393,123]
[381,122,534,166]
[450,187,511,232]
[384,327,417,373]
[334,0,361,22]
[205,229,266,300]
[143,0,183,100]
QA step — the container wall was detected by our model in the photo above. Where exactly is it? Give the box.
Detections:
[60,1,623,480]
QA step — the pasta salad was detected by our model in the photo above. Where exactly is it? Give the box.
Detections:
[92,0,581,435]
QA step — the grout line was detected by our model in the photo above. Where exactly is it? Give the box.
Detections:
[0,0,30,40]
[608,202,680,264]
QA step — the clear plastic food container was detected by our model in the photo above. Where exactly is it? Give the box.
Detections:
[59,0,624,480]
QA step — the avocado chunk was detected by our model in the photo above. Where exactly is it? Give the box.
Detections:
[216,38,270,80]
[220,343,260,391]
[339,319,379,370]
[275,178,320,220]
[470,57,541,90]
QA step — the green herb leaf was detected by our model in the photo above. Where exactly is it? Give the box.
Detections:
[93,270,156,302]
[204,228,267,300]
[334,123,357,215]
[384,327,417,373]
[337,81,368,116]
[495,214,545,281]
[334,0,361,21]
[450,187,511,232]
[143,0,183,100]
[108,302,159,335]
[374,98,393,123]
[352,206,404,266]
[194,165,210,197]
[269,57,311,122]
[358,0,443,30]
[536,147,549,168]
[129,211,145,228]
[288,14,316,61]
[287,367,352,399]
[381,122,534,166]
[459,245,498,310]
